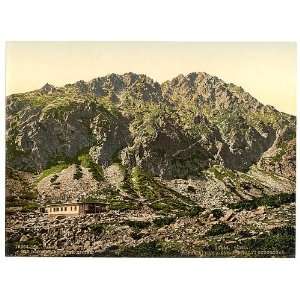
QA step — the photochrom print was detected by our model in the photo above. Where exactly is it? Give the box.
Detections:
[5,42,296,257]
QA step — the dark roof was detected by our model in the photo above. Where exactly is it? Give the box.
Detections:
[46,202,83,207]
[46,202,101,207]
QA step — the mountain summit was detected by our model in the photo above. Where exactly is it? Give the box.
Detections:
[6,72,295,179]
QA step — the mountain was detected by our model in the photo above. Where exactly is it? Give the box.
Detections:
[6,72,295,177]
[5,72,296,257]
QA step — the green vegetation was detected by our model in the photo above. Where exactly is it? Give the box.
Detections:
[50,174,59,183]
[6,115,31,165]
[241,226,295,257]
[238,230,253,238]
[108,200,138,211]
[111,148,123,164]
[109,240,182,257]
[130,231,144,240]
[6,199,39,212]
[247,108,293,131]
[83,187,140,212]
[42,98,78,119]
[227,83,244,94]
[5,238,18,256]
[130,166,159,200]
[272,147,286,162]
[124,99,181,144]
[37,163,70,182]
[20,202,40,212]
[260,140,293,167]
[187,185,196,193]
[153,216,176,227]
[202,226,295,257]
[175,103,214,139]
[206,223,233,236]
[125,220,151,229]
[207,166,265,196]
[284,129,296,141]
[211,110,248,137]
[33,152,103,183]
[89,223,106,235]
[131,166,203,216]
[73,164,83,180]
[78,153,103,181]
[6,236,43,256]
[21,237,43,247]
[228,193,295,211]
[208,165,237,181]
[211,208,224,219]
[84,166,202,215]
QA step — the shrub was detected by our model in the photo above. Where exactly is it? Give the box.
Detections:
[37,163,69,182]
[187,185,196,193]
[228,193,295,211]
[131,232,144,240]
[90,224,105,235]
[206,223,233,236]
[241,226,295,257]
[130,167,158,201]
[111,148,122,164]
[153,216,176,227]
[50,174,59,183]
[78,154,103,181]
[185,206,204,217]
[109,200,138,211]
[125,220,151,229]
[21,237,43,247]
[211,208,224,219]
[73,164,83,180]
[20,202,39,212]
[117,241,182,257]
[5,238,18,256]
[239,230,253,238]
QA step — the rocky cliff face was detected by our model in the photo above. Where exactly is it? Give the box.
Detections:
[6,72,296,179]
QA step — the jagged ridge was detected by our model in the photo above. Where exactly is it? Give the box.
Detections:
[6,72,296,180]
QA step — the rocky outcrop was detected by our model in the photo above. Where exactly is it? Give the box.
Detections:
[257,127,296,180]
[6,72,296,179]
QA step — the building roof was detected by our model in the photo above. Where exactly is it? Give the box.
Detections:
[46,202,83,207]
[46,202,101,207]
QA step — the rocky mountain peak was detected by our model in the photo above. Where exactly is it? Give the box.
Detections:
[6,72,295,180]
[40,83,56,94]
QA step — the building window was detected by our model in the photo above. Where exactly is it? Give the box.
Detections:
[71,206,73,211]
[74,206,77,211]
[64,207,67,211]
